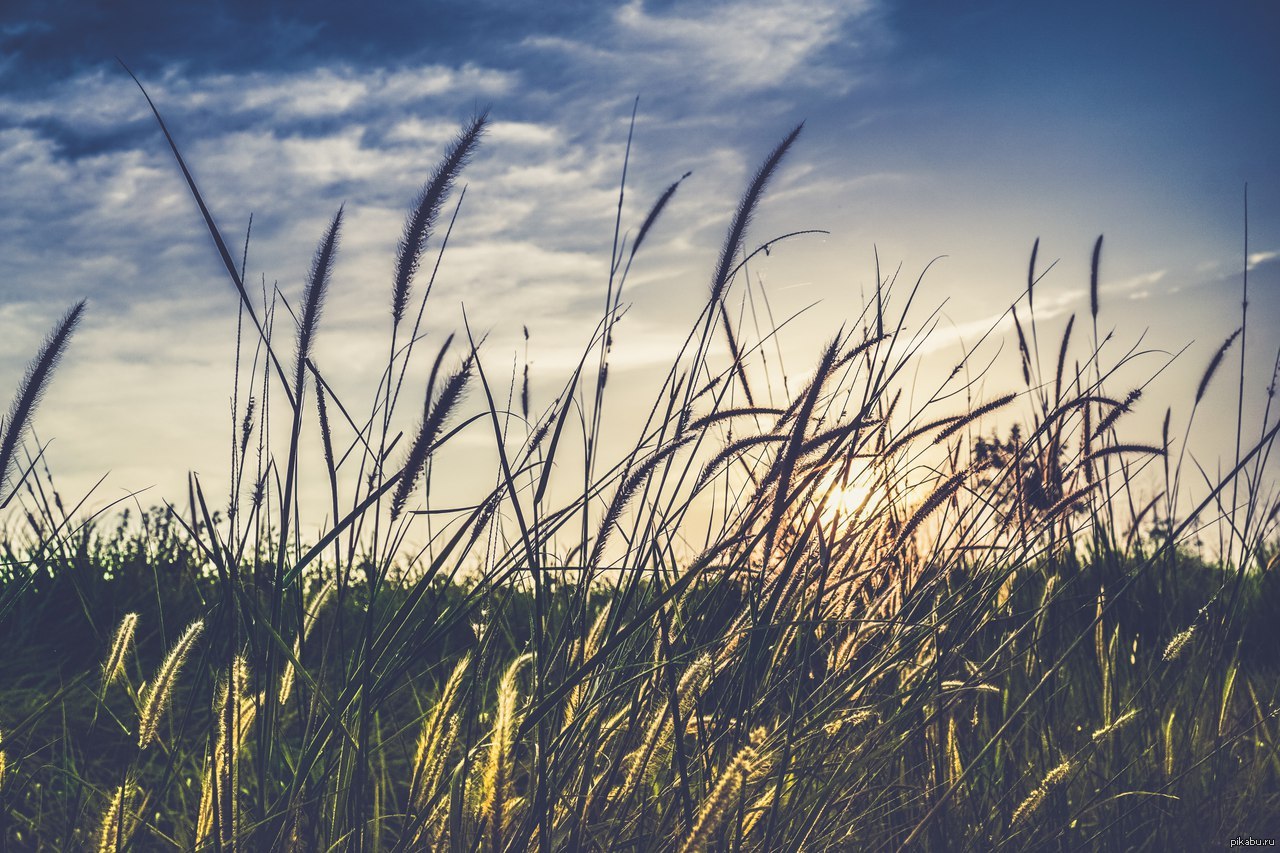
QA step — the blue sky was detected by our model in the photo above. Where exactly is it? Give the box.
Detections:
[0,0,1277,526]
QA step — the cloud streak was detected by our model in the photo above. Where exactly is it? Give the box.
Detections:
[528,0,882,97]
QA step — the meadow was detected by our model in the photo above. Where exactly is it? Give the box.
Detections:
[0,93,1277,852]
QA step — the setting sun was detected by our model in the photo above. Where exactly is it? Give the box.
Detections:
[817,462,878,527]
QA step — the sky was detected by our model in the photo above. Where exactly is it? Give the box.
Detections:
[0,0,1277,539]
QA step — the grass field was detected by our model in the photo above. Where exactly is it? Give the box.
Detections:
[0,104,1277,851]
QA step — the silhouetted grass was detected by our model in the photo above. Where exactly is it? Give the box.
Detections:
[0,86,1277,853]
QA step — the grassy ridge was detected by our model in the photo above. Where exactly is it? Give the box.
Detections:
[0,96,1277,851]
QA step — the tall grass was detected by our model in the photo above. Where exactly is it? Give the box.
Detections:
[0,81,1277,853]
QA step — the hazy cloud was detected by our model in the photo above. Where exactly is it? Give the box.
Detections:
[528,0,883,95]
[1248,250,1278,271]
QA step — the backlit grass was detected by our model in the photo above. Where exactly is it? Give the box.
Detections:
[0,90,1277,852]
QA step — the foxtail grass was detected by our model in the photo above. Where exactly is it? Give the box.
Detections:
[1010,758,1074,831]
[0,301,84,507]
[1,90,1276,853]
[392,113,488,326]
[680,743,759,853]
[100,612,139,691]
[137,619,204,750]
[478,653,530,849]
[96,779,142,853]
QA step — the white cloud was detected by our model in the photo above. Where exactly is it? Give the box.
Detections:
[1247,250,1277,270]
[0,68,149,131]
[206,64,514,121]
[528,0,881,95]
[386,117,466,146]
[1187,250,1278,281]
[0,62,515,132]
[487,121,562,147]
[1101,268,1166,296]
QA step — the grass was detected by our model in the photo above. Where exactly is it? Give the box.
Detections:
[0,86,1278,852]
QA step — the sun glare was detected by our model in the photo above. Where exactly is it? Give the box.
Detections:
[818,463,877,527]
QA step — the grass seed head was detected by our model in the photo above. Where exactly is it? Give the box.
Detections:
[97,780,141,853]
[1092,708,1140,742]
[1010,759,1073,831]
[1163,626,1196,662]
[680,744,758,853]
[101,612,139,691]
[137,619,204,750]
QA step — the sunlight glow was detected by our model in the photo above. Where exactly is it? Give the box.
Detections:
[817,462,877,527]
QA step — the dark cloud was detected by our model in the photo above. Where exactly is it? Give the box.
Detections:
[0,0,610,85]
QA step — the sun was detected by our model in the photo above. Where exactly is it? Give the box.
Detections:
[817,462,877,527]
